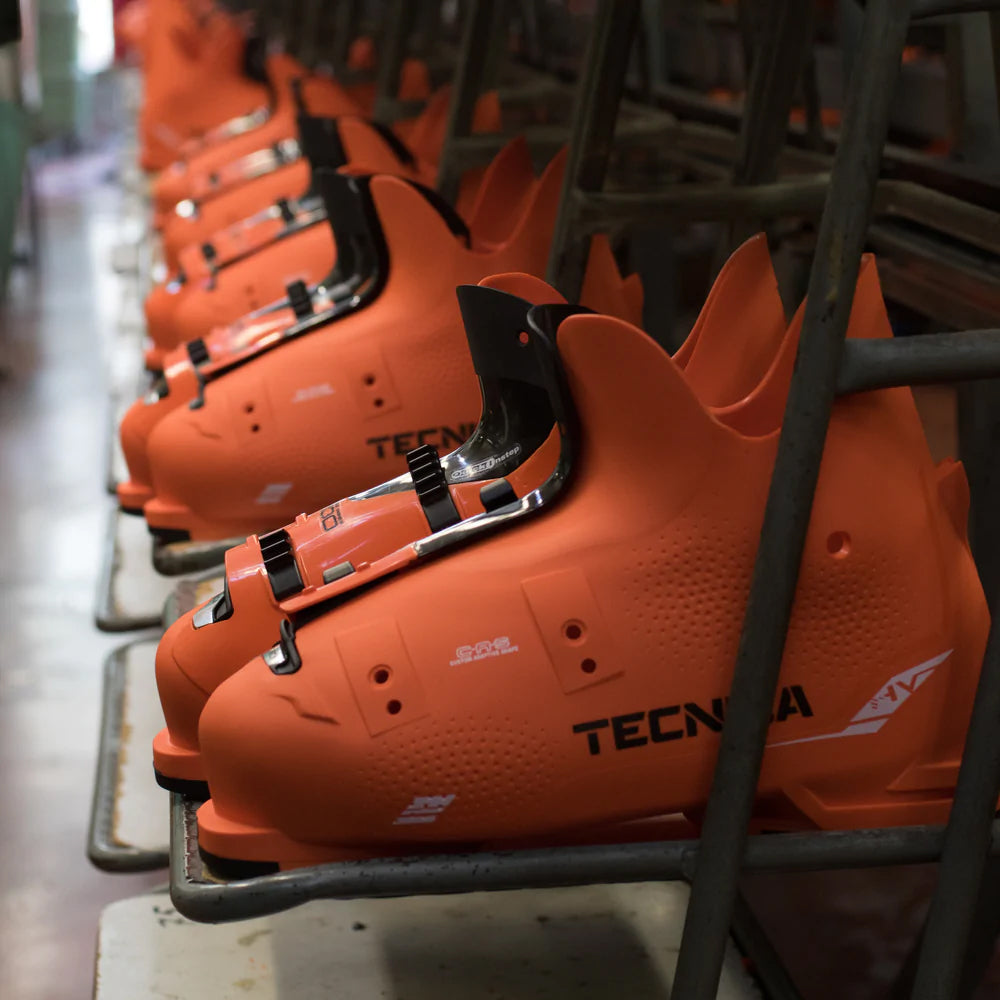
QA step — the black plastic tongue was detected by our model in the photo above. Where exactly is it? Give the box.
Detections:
[312,168,382,291]
[447,285,589,483]
[523,302,584,474]
[289,76,309,114]
[298,118,416,199]
[457,285,584,389]
[242,34,269,84]
[313,169,469,298]
[299,295,584,613]
[297,116,347,172]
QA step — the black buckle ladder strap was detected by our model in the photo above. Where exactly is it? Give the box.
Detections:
[406,445,461,533]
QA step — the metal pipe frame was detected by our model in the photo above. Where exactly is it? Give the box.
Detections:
[517,0,543,66]
[168,793,1000,925]
[330,0,363,79]
[993,10,1000,101]
[911,0,1000,17]
[436,0,507,203]
[576,174,1000,254]
[648,80,1000,207]
[372,0,419,123]
[88,645,169,872]
[671,3,916,998]
[722,0,817,250]
[435,110,671,177]
[912,604,1000,996]
[545,0,641,301]
[908,5,1000,988]
[837,329,1000,393]
[296,0,325,68]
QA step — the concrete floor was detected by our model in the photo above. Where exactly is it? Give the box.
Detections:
[0,162,161,1000]
[0,152,997,1000]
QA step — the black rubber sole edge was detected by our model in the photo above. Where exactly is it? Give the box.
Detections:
[154,768,210,801]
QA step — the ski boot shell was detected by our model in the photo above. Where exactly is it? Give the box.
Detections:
[151,235,785,789]
[120,144,563,534]
[120,138,540,514]
[151,53,434,219]
[152,263,637,788]
[156,85,500,272]
[120,141,561,528]
[194,259,990,868]
[139,0,268,171]
[145,92,503,368]
[144,116,427,367]
[151,53,365,214]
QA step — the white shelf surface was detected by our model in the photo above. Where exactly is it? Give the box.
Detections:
[96,884,759,999]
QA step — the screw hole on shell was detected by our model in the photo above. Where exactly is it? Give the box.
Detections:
[518,330,530,346]
[250,423,260,433]
[364,374,377,386]
[581,658,597,674]
[372,666,391,685]
[387,699,402,715]
[827,531,851,558]
[374,398,384,408]
[244,403,255,414]
[563,620,585,642]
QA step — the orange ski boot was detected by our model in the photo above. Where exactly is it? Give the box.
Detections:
[115,0,150,64]
[150,54,368,220]
[152,275,574,790]
[193,258,990,870]
[144,91,502,369]
[155,84,498,272]
[139,0,269,171]
[144,118,423,370]
[118,139,556,522]
[151,234,786,792]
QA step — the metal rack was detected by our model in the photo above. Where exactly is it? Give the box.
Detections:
[108,0,1000,996]
[161,568,228,630]
[88,640,170,872]
[151,535,240,577]
[96,506,182,630]
[169,794,1000,924]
